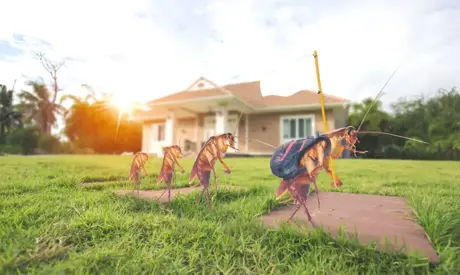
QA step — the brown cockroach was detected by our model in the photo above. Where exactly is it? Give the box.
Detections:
[275,137,330,207]
[129,152,149,197]
[188,114,242,211]
[267,135,332,223]
[257,66,429,223]
[156,145,185,202]
[310,66,428,188]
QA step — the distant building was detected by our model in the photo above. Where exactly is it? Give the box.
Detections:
[131,77,350,157]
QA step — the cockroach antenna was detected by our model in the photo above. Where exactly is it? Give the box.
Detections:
[352,65,430,144]
[357,131,429,144]
[234,112,243,135]
[356,65,401,132]
[252,138,277,149]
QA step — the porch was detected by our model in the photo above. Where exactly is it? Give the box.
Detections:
[137,98,251,156]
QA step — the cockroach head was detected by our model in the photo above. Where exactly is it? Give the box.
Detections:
[345,126,358,145]
[221,132,238,150]
[171,145,183,158]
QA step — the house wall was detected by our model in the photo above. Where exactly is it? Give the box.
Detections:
[247,113,281,153]
[141,119,167,155]
[174,117,197,149]
[141,106,346,155]
[332,105,349,129]
[247,108,339,153]
[142,123,153,153]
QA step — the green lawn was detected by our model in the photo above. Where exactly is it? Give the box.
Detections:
[0,155,459,274]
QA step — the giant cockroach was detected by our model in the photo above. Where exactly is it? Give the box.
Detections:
[267,134,332,223]
[188,114,242,211]
[129,152,149,197]
[156,145,185,202]
[310,66,428,188]
[255,66,429,223]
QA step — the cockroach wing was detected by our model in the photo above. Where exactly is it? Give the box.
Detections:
[270,136,331,180]
[276,179,291,200]
[129,152,148,181]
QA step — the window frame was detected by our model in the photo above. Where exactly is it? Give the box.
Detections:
[279,114,316,144]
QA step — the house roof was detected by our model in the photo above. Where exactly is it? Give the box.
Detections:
[262,90,349,106]
[147,87,228,104]
[146,77,350,110]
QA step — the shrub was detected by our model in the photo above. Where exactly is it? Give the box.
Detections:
[6,126,40,155]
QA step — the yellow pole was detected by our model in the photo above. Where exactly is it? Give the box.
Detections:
[313,50,338,187]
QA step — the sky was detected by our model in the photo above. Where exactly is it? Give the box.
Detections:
[0,0,459,115]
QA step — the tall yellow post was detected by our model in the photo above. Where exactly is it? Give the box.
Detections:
[313,50,338,187]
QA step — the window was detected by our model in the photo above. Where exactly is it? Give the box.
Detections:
[281,116,314,142]
[157,123,165,141]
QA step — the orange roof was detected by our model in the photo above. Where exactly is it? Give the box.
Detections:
[147,78,349,109]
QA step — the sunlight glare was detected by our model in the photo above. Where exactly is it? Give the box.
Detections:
[110,94,136,113]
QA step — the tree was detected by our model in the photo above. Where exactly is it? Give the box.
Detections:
[63,95,142,154]
[348,87,460,160]
[390,87,460,160]
[17,80,65,135]
[32,52,66,134]
[0,83,22,144]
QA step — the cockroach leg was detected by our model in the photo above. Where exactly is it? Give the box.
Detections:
[280,196,294,204]
[157,188,167,200]
[287,204,301,222]
[312,179,320,210]
[302,201,313,222]
[218,155,231,175]
[212,168,218,191]
[173,172,177,188]
[168,185,171,203]
[193,189,205,208]
[205,187,213,211]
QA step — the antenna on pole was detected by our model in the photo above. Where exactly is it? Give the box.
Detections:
[313,50,338,187]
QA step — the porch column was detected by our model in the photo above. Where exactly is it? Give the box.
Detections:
[195,115,199,152]
[245,114,249,153]
[141,123,151,153]
[165,112,175,145]
[215,106,228,135]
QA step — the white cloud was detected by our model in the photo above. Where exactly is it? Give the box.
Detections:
[203,0,460,109]
[0,0,458,114]
[0,0,198,103]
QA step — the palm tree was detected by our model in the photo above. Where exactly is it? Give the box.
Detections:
[0,84,22,144]
[17,80,64,135]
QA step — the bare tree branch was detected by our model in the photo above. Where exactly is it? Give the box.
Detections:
[32,51,67,134]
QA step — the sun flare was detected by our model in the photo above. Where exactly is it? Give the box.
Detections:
[109,94,136,113]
